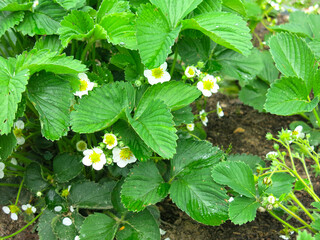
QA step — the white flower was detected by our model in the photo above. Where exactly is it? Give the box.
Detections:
[103,133,118,149]
[70,206,74,213]
[304,4,319,14]
[228,197,234,202]
[21,204,36,215]
[185,66,200,78]
[144,62,171,85]
[266,151,278,160]
[75,236,80,240]
[112,147,137,168]
[74,73,94,98]
[0,162,5,179]
[216,102,224,118]
[268,195,276,204]
[36,191,42,197]
[76,140,87,152]
[186,123,194,131]
[62,217,72,226]
[32,0,39,8]
[10,158,18,165]
[82,148,106,170]
[160,228,166,236]
[13,120,25,145]
[279,235,290,240]
[54,206,62,212]
[197,74,219,97]
[2,205,19,221]
[291,125,305,139]
[199,110,208,126]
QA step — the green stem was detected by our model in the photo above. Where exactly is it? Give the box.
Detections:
[189,133,201,140]
[0,183,20,188]
[285,144,296,172]
[71,40,76,57]
[299,156,313,190]
[169,46,178,77]
[268,211,299,233]
[11,153,32,164]
[279,203,316,233]
[259,170,289,177]
[5,31,16,53]
[81,40,94,62]
[0,209,44,240]
[299,113,310,121]
[313,108,320,128]
[289,193,315,221]
[15,178,24,206]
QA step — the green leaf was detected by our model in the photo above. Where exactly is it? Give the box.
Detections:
[212,161,256,198]
[97,0,130,22]
[0,11,24,38]
[0,57,29,135]
[0,1,32,11]
[177,34,215,65]
[71,82,135,133]
[264,173,295,198]
[229,196,260,225]
[171,139,222,178]
[312,219,320,231]
[15,49,87,75]
[16,12,60,36]
[113,120,152,161]
[0,133,16,160]
[52,215,77,240]
[99,12,137,50]
[45,188,64,210]
[257,51,279,84]
[227,154,265,172]
[79,213,118,240]
[128,99,177,159]
[121,161,169,212]
[56,0,86,10]
[194,0,222,14]
[150,0,202,28]
[36,0,67,22]
[116,209,160,240]
[137,81,201,112]
[172,105,194,126]
[27,72,73,140]
[222,0,246,16]
[53,153,83,183]
[37,209,58,240]
[24,163,49,194]
[170,167,228,225]
[239,79,269,112]
[181,12,252,56]
[297,230,315,240]
[269,33,317,92]
[309,40,320,61]
[69,181,113,209]
[216,48,263,86]
[58,10,105,47]
[34,36,62,53]
[136,3,181,68]
[311,202,320,210]
[265,77,319,115]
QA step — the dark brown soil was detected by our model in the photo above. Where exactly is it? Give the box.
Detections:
[159,93,302,240]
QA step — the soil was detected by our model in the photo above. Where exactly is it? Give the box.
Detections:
[159,93,303,240]
[0,94,307,240]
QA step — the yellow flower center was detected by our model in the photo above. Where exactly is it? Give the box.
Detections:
[200,115,206,121]
[89,152,101,164]
[79,79,88,91]
[104,135,115,146]
[9,205,19,214]
[61,189,70,197]
[13,128,23,138]
[188,68,195,76]
[25,207,33,215]
[120,148,133,161]
[151,67,164,79]
[203,80,214,91]
[292,130,298,135]
[218,107,223,113]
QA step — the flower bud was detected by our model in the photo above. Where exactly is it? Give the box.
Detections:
[135,80,142,87]
[266,133,273,140]
[106,157,113,165]
[196,61,205,69]
[99,143,106,148]
[266,204,273,210]
[263,177,272,186]
[273,144,279,150]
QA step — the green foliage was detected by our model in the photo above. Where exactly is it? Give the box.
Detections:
[227,154,265,172]
[0,11,24,38]
[53,153,83,183]
[24,163,49,194]
[0,133,16,160]
[37,210,58,240]
[229,196,260,225]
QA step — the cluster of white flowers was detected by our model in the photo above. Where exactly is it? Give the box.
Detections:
[144,62,171,85]
[74,73,95,98]
[21,204,36,215]
[2,203,37,221]
[81,133,137,170]
[304,4,319,14]
[13,120,25,145]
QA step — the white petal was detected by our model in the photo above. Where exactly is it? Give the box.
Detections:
[83,149,93,156]
[11,213,18,221]
[200,110,205,115]
[70,206,74,212]
[144,70,152,78]
[295,125,303,132]
[87,81,95,91]
[93,148,103,154]
[22,205,27,211]
[0,162,5,170]
[160,62,167,70]
[161,71,171,83]
[112,148,121,162]
[78,73,88,81]
[0,171,4,179]
[2,206,10,214]
[116,160,128,168]
[62,217,72,226]
[74,236,80,240]
[147,76,160,85]
[202,90,212,97]
[54,206,62,212]
[211,84,219,93]
[82,156,92,166]
[16,137,25,145]
[14,120,24,129]
[127,156,137,164]
[31,207,36,213]
[10,158,17,165]
[197,81,204,91]
[92,162,104,170]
